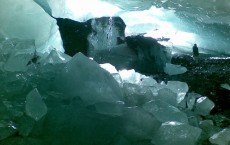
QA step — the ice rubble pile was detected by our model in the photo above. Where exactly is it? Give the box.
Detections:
[0,39,228,145]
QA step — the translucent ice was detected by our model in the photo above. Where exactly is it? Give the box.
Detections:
[166,81,189,104]
[39,49,71,65]
[53,53,123,105]
[123,83,154,106]
[157,88,178,106]
[3,39,36,72]
[25,89,47,121]
[0,0,63,52]
[119,69,143,84]
[209,128,230,145]
[164,63,187,76]
[152,121,202,145]
[143,100,188,124]
[194,96,215,116]
[123,106,160,140]
[100,63,122,85]
[186,93,201,110]
[138,76,157,87]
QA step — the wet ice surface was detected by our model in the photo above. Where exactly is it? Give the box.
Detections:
[0,47,229,145]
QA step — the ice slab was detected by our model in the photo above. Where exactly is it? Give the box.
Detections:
[143,100,188,124]
[123,106,160,140]
[199,120,221,142]
[3,39,36,72]
[39,49,71,65]
[157,88,177,106]
[166,81,189,103]
[0,0,63,52]
[100,63,122,85]
[164,63,187,76]
[138,76,157,87]
[100,63,118,74]
[209,128,230,145]
[53,53,123,105]
[25,89,47,121]
[119,69,144,84]
[152,121,202,145]
[94,101,124,116]
[123,83,154,106]
[186,93,201,110]
[194,96,215,116]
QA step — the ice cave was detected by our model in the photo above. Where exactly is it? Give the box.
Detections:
[0,0,230,145]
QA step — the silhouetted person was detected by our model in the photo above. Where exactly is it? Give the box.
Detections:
[192,44,199,63]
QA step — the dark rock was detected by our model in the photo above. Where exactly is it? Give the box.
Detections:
[56,18,92,56]
[126,35,171,73]
[56,17,126,57]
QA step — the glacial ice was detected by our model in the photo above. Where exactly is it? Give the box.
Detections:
[143,100,188,124]
[123,106,161,140]
[166,81,188,104]
[194,96,215,116]
[164,63,188,76]
[152,121,202,145]
[209,128,230,145]
[53,53,123,105]
[0,49,226,145]
[123,83,154,107]
[39,49,71,65]
[25,89,47,121]
[0,0,63,52]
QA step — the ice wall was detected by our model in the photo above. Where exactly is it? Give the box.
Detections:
[34,0,230,55]
[0,0,63,52]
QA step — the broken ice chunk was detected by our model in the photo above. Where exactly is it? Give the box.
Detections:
[138,76,157,87]
[25,89,47,121]
[53,53,123,105]
[39,49,71,65]
[186,92,201,110]
[157,88,177,106]
[123,83,154,107]
[194,96,215,116]
[3,39,36,72]
[123,106,160,141]
[100,63,122,85]
[166,81,188,103]
[100,63,118,74]
[152,121,202,145]
[209,128,230,145]
[199,120,221,142]
[94,101,124,116]
[143,100,188,124]
[4,49,35,72]
[164,63,187,76]
[118,69,143,84]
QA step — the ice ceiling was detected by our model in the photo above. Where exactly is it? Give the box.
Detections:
[1,0,230,55]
